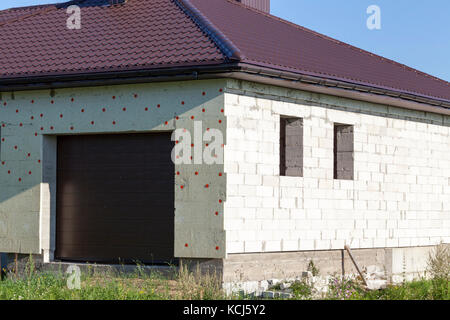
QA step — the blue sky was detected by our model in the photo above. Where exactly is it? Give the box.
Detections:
[1,0,449,81]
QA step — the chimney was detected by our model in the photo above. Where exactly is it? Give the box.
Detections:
[236,0,270,13]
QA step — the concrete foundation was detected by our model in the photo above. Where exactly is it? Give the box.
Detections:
[220,245,441,293]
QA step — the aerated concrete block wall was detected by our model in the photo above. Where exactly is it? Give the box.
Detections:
[0,79,227,259]
[223,79,450,254]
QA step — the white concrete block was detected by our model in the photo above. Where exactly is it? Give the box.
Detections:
[224,89,450,255]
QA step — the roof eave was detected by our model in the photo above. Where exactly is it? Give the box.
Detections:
[0,62,449,117]
[231,70,450,117]
[0,63,241,90]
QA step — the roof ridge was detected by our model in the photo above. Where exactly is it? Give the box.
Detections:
[175,0,242,61]
[226,0,450,87]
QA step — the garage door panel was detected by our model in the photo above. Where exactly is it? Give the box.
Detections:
[57,204,174,220]
[58,221,174,236]
[56,245,174,264]
[68,178,170,191]
[84,153,146,165]
[58,193,173,208]
[85,192,172,204]
[55,133,175,264]
[58,189,173,203]
[57,220,174,234]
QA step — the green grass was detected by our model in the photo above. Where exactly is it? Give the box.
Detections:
[0,261,229,300]
[1,244,448,300]
[347,278,448,300]
[290,281,314,300]
[0,272,168,300]
[287,276,449,301]
[1,271,447,300]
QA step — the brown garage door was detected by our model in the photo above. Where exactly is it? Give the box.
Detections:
[55,133,175,264]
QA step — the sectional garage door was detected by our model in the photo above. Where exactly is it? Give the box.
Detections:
[55,133,175,264]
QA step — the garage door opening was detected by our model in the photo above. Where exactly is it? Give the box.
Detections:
[55,133,175,265]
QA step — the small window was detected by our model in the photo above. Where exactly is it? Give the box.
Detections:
[280,117,303,177]
[334,124,354,180]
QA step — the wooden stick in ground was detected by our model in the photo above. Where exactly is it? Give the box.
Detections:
[344,245,368,287]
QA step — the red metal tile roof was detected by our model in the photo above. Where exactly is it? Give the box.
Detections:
[189,0,450,103]
[0,3,59,23]
[0,0,225,77]
[0,0,449,105]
